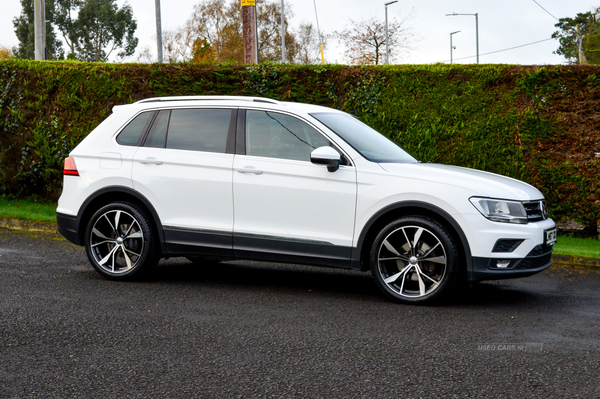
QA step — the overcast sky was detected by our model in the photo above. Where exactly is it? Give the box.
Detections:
[1,0,598,64]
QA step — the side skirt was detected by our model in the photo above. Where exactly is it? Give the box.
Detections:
[162,227,353,269]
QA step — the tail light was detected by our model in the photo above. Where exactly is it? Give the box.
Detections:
[64,157,79,176]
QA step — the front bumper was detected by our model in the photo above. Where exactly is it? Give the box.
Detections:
[470,244,553,282]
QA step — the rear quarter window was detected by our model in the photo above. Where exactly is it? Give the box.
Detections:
[116,111,156,146]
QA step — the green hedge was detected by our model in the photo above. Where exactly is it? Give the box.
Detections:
[1,60,599,230]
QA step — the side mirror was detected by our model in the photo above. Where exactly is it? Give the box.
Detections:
[310,146,341,172]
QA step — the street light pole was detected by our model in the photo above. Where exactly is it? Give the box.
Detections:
[385,1,398,65]
[446,12,479,64]
[34,0,46,60]
[450,31,460,64]
[281,0,286,63]
[155,0,163,63]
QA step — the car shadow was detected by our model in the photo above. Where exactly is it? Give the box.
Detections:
[445,280,559,309]
[149,258,385,301]
[142,258,562,307]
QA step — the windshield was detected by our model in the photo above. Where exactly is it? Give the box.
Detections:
[310,112,418,163]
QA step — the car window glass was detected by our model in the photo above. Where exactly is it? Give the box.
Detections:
[166,108,231,153]
[246,110,330,162]
[310,112,417,163]
[144,110,170,148]
[116,111,155,146]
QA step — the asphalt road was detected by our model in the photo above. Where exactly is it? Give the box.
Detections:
[1,227,599,399]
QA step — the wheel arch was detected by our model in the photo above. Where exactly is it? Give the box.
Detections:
[76,186,166,254]
[352,201,472,274]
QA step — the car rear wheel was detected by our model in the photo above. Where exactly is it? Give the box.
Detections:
[370,216,458,304]
[84,202,159,280]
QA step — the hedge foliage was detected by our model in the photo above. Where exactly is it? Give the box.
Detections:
[1,60,599,230]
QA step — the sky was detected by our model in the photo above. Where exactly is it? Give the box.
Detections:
[1,0,599,64]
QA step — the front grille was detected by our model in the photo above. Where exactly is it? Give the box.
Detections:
[514,244,553,270]
[523,200,548,222]
[492,239,524,253]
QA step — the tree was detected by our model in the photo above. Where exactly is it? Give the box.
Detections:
[294,22,325,64]
[161,0,300,64]
[54,0,138,62]
[0,46,14,60]
[12,0,63,60]
[255,0,296,62]
[186,0,242,63]
[552,9,600,65]
[333,16,414,65]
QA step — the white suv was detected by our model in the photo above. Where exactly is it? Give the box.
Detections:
[57,96,556,304]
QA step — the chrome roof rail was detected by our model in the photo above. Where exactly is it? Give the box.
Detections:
[135,96,280,105]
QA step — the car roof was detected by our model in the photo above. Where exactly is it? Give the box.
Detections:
[113,96,340,115]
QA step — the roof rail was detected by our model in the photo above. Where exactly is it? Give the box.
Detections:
[136,96,280,105]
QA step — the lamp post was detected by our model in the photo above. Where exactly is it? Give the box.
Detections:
[446,12,478,64]
[155,0,163,63]
[450,31,460,64]
[34,0,46,60]
[281,0,286,63]
[385,1,398,65]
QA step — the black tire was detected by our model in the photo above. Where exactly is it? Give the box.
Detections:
[84,202,160,280]
[370,216,458,304]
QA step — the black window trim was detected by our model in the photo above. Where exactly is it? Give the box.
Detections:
[114,106,239,156]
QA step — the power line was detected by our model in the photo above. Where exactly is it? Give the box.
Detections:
[440,37,554,63]
[531,0,559,21]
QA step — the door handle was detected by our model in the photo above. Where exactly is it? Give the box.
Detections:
[235,167,263,175]
[138,157,163,165]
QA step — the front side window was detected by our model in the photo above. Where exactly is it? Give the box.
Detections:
[246,110,330,162]
[165,108,231,153]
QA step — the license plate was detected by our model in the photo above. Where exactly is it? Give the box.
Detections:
[545,228,557,246]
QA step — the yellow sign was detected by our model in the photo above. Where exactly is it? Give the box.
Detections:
[241,0,255,6]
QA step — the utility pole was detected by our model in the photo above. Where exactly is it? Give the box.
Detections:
[281,0,286,63]
[575,23,587,65]
[384,1,398,65]
[155,0,163,63]
[34,0,46,60]
[242,0,259,64]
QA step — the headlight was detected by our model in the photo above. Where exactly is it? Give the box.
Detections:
[469,197,528,224]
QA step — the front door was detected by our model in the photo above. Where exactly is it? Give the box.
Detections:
[232,109,357,266]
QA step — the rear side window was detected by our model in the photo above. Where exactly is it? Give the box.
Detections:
[143,110,170,148]
[166,109,231,153]
[116,111,156,146]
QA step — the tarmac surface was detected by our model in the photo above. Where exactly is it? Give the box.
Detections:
[1,227,600,398]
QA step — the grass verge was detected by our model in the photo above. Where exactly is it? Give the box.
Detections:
[1,197,600,259]
[0,197,57,223]
[552,235,600,259]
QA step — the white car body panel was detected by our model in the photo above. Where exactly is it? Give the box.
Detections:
[131,147,234,233]
[232,155,357,247]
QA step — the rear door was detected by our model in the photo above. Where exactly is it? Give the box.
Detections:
[131,107,237,256]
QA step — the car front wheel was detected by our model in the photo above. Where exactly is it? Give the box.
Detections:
[84,202,159,280]
[370,216,458,304]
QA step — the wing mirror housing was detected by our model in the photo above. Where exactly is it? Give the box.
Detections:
[311,146,341,172]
